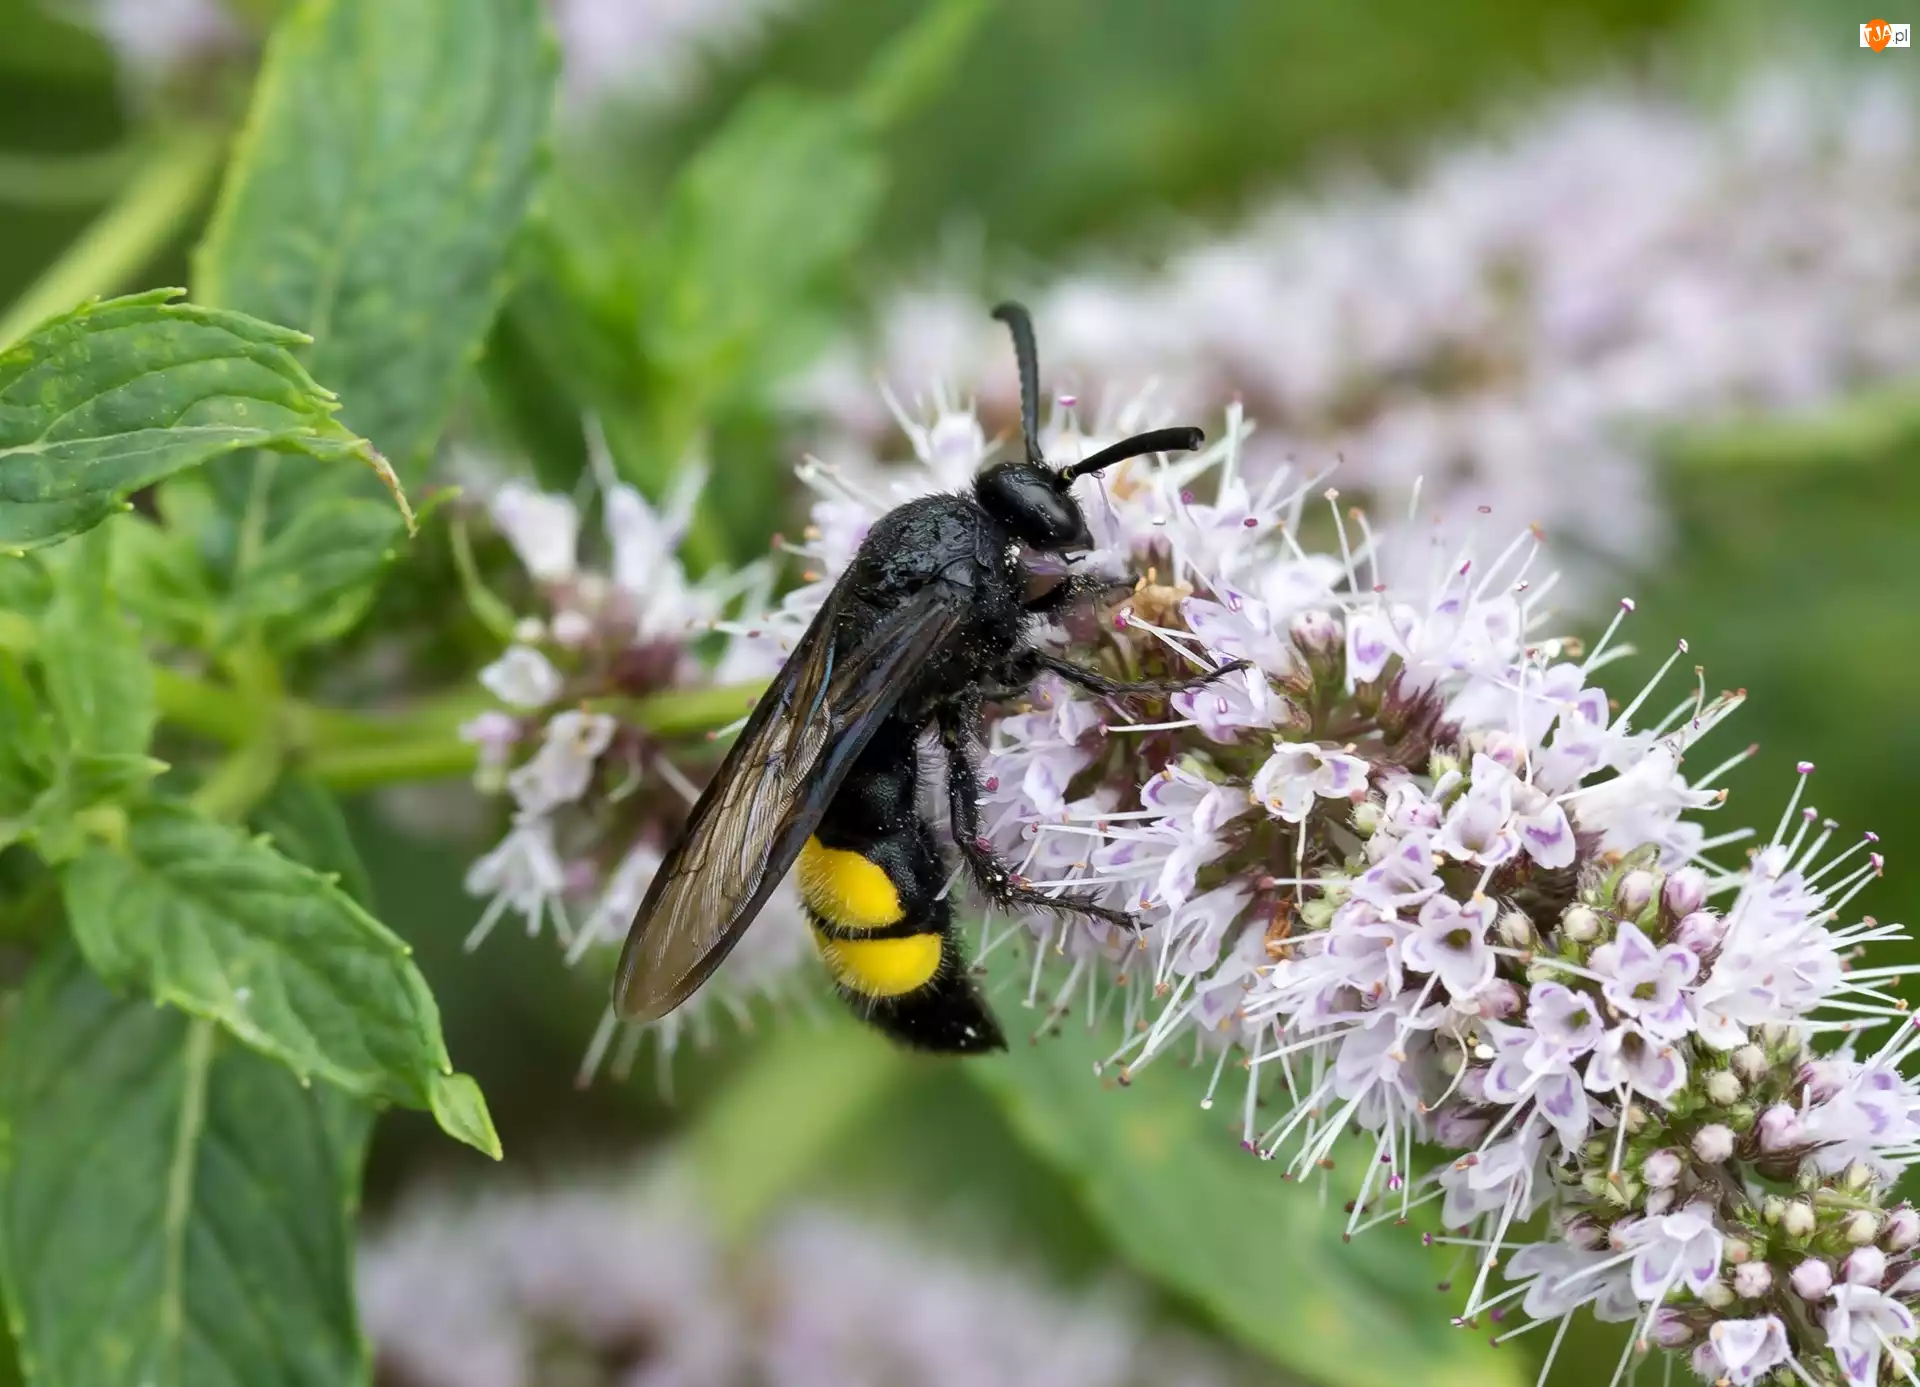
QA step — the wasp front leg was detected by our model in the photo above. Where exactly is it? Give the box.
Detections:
[992,647,1252,703]
[936,696,1137,932]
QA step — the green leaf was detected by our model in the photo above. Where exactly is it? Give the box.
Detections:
[638,92,885,394]
[0,652,52,823]
[107,510,219,651]
[968,954,1522,1387]
[0,290,394,551]
[37,523,154,758]
[0,949,368,1387]
[194,0,557,479]
[224,495,405,650]
[425,1072,501,1162]
[60,799,498,1155]
[248,772,375,909]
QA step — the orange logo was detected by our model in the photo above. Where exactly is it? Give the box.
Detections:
[1861,17,1911,47]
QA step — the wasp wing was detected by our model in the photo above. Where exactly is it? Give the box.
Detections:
[612,579,971,1022]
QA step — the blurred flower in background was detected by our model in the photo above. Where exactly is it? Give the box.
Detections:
[550,0,800,117]
[362,1174,1245,1387]
[792,65,1920,598]
[69,0,239,84]
[61,0,796,115]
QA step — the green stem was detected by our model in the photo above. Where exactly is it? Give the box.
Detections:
[297,680,769,792]
[0,143,142,207]
[189,735,285,822]
[0,123,227,350]
[303,736,476,794]
[1668,376,1920,470]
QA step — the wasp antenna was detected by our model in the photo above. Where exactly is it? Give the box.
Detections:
[991,301,1044,465]
[1061,426,1205,482]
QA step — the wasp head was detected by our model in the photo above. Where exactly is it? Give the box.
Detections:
[976,460,1093,552]
[983,301,1204,555]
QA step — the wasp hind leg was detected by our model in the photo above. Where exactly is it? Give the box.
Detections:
[936,701,1137,933]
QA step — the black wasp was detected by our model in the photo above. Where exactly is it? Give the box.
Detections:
[614,302,1243,1053]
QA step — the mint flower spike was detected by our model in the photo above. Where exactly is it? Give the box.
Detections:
[459,438,810,1082]
[751,373,1920,1383]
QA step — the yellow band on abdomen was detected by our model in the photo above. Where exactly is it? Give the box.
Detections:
[798,835,905,931]
[812,925,943,998]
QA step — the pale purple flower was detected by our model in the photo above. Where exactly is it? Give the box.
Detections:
[1706,1316,1790,1386]
[1621,1208,1723,1300]
[1825,1284,1918,1387]
[1591,921,1698,1040]
[505,709,616,816]
[479,646,564,709]
[1399,893,1496,999]
[1249,741,1369,823]
[491,482,581,583]
[1526,982,1604,1058]
[463,818,568,950]
[1585,1022,1687,1103]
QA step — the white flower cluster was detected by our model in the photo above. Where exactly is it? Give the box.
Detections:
[760,384,1920,1385]
[461,449,808,1080]
[361,1175,1245,1387]
[791,65,1920,595]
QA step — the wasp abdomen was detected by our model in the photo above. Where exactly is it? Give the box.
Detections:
[797,805,1005,1052]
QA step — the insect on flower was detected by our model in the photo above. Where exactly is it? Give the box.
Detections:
[612,303,1247,1051]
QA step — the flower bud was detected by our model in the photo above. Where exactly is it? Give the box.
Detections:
[1846,1246,1889,1285]
[1800,1059,1843,1103]
[1562,1215,1604,1251]
[1625,1103,1650,1134]
[1731,1045,1770,1084]
[1883,1207,1920,1252]
[550,608,595,648]
[1692,1124,1736,1164]
[1704,1070,1743,1106]
[1290,609,1343,666]
[1432,1108,1489,1149]
[1732,1262,1773,1298]
[1299,898,1335,930]
[1845,1211,1881,1246]
[1762,1195,1787,1226]
[1351,801,1382,836]
[1618,870,1658,916]
[1725,1237,1752,1265]
[1700,1280,1736,1310]
[1495,910,1535,950]
[1661,867,1708,919]
[1561,905,1601,942]
[1790,1258,1833,1299]
[1672,910,1725,956]
[512,616,547,644]
[1758,1104,1803,1152]
[1782,1200,1818,1239]
[1842,1161,1876,1196]
[1643,1149,1683,1189]
[1650,1308,1695,1347]
[1472,979,1522,1020]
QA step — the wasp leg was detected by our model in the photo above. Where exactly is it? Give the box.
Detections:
[936,699,1138,932]
[998,648,1252,701]
[1023,570,1128,616]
